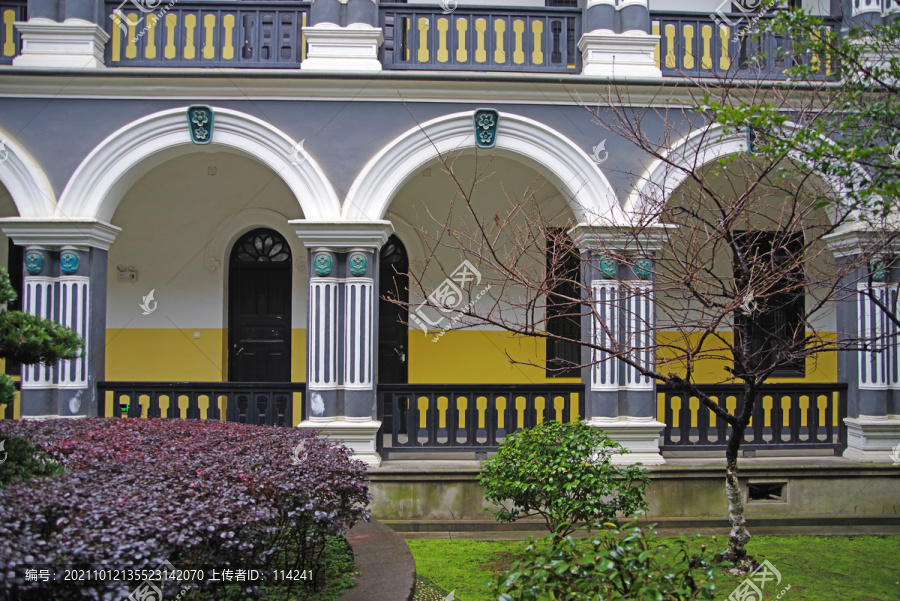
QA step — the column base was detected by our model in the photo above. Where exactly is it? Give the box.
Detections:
[300,24,383,73]
[13,19,109,69]
[297,419,382,467]
[587,417,666,465]
[578,30,662,79]
[842,416,900,463]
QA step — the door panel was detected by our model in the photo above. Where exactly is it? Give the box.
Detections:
[228,229,292,382]
[379,236,409,431]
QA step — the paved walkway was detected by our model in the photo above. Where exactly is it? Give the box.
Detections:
[341,518,416,601]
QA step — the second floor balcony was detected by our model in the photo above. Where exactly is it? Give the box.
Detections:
[0,0,840,80]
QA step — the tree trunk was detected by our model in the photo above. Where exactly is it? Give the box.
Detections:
[724,428,752,570]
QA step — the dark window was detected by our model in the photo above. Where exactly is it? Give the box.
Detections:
[733,231,805,377]
[546,229,581,377]
[5,241,22,376]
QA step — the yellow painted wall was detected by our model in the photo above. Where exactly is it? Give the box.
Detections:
[105,329,307,382]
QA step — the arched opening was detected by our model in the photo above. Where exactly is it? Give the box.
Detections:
[228,228,292,382]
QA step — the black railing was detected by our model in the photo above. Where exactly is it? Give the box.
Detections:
[0,0,26,65]
[104,0,310,67]
[381,6,580,72]
[652,12,838,79]
[659,383,847,453]
[97,381,303,427]
[379,384,583,456]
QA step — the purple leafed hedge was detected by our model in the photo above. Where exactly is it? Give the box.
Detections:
[0,418,371,600]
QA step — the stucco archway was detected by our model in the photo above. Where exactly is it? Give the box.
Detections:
[0,129,56,217]
[57,108,341,222]
[343,111,624,224]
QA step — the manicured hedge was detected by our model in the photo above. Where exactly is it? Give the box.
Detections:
[0,418,371,600]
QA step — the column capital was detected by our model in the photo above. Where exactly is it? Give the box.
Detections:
[291,220,393,250]
[0,218,121,250]
[822,225,898,259]
[568,223,673,253]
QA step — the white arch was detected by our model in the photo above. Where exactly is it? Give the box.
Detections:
[57,108,341,222]
[0,129,57,217]
[343,111,624,224]
[204,208,305,274]
[625,123,867,221]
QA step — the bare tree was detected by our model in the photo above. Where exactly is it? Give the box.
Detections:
[380,12,900,569]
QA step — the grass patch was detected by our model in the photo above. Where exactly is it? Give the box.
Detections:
[408,535,900,601]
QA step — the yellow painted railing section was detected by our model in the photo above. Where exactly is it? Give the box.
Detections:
[2,8,16,58]
[110,10,307,64]
[658,391,841,429]
[406,394,580,432]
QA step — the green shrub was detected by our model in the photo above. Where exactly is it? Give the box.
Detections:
[0,435,65,489]
[492,521,721,600]
[479,420,649,536]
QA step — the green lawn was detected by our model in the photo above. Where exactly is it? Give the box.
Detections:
[408,535,900,600]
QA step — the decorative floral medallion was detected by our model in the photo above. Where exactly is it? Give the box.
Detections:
[634,258,652,280]
[348,252,368,277]
[598,257,617,279]
[25,250,44,275]
[60,250,79,275]
[871,260,887,282]
[474,109,499,149]
[187,105,213,145]
[314,252,333,277]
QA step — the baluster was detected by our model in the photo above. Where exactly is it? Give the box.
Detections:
[241,13,254,60]
[186,392,201,420]
[456,17,467,64]
[682,24,694,70]
[512,19,524,64]
[494,19,506,64]
[663,392,674,445]
[3,8,14,58]
[184,13,197,60]
[436,17,449,62]
[719,25,731,71]
[550,19,562,64]
[531,20,543,65]
[418,16,430,63]
[771,394,784,444]
[222,14,235,60]
[475,18,487,63]
[165,14,177,59]
[280,13,293,60]
[145,14,158,60]
[700,25,712,70]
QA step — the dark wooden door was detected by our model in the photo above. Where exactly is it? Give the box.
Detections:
[228,229,292,382]
[379,236,409,431]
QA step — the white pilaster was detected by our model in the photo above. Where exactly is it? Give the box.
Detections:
[344,278,374,389]
[588,416,666,465]
[308,278,340,391]
[22,275,55,389]
[13,19,109,69]
[591,281,619,391]
[300,24,384,73]
[578,30,662,79]
[623,280,654,390]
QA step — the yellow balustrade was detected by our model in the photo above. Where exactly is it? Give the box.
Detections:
[664,24,675,68]
[683,24,694,69]
[531,20,542,65]
[652,22,660,68]
[512,19,524,64]
[456,17,467,63]
[475,18,486,63]
[184,14,197,60]
[165,14,177,59]
[417,17,429,62]
[494,19,506,63]
[203,14,215,59]
[719,25,731,70]
[436,17,448,63]
[125,13,139,59]
[145,14,158,59]
[223,14,235,60]
[701,25,712,70]
[3,9,14,57]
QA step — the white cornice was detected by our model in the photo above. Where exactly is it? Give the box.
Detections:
[568,223,674,253]
[0,71,827,107]
[0,218,121,250]
[291,220,394,249]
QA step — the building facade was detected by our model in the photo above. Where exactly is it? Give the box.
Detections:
[0,0,898,467]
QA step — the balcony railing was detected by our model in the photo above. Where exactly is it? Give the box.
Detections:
[379,383,583,457]
[97,381,303,426]
[380,6,580,72]
[0,0,25,66]
[652,12,838,79]
[659,383,848,453]
[104,0,309,67]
